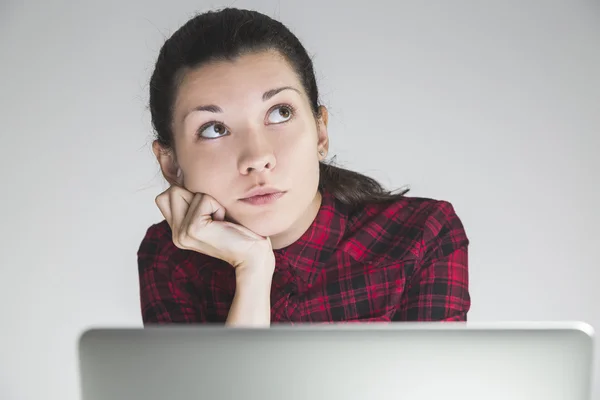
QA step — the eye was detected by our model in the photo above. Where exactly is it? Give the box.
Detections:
[267,105,294,124]
[198,122,229,139]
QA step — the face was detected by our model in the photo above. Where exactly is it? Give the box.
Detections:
[155,50,329,247]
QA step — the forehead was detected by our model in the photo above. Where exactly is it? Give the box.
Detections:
[174,50,305,115]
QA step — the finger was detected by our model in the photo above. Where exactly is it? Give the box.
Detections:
[169,186,194,239]
[180,192,206,236]
[195,194,225,220]
[183,194,223,242]
[212,204,226,222]
[172,185,195,205]
[155,190,173,226]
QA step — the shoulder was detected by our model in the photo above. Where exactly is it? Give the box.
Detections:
[136,220,217,277]
[137,220,175,264]
[344,196,468,262]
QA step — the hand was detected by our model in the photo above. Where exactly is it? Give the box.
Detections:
[155,185,275,274]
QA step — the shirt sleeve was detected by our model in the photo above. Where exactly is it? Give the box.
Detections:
[395,201,471,321]
[137,224,206,324]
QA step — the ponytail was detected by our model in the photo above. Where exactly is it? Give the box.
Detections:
[318,158,409,207]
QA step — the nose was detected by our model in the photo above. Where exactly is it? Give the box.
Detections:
[237,132,276,175]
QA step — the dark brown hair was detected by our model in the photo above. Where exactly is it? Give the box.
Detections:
[149,7,408,207]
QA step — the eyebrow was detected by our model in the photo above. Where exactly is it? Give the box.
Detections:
[183,86,301,121]
[262,86,300,101]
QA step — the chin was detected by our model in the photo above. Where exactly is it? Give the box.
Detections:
[229,207,292,237]
[227,189,318,239]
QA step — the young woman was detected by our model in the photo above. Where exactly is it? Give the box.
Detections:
[138,7,470,327]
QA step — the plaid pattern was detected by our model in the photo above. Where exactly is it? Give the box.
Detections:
[138,190,470,324]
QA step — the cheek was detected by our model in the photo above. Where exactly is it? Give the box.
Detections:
[278,142,317,170]
[275,129,321,194]
[276,124,319,166]
[178,148,230,194]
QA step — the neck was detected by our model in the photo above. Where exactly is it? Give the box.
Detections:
[269,191,322,250]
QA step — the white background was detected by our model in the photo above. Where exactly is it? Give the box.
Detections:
[1,0,598,399]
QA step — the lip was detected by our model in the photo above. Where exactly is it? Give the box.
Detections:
[239,186,286,205]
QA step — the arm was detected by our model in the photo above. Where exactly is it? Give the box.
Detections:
[151,188,276,327]
[137,223,274,326]
[395,201,471,321]
[138,252,273,326]
[225,268,273,327]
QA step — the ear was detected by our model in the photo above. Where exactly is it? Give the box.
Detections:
[152,140,182,186]
[316,105,329,160]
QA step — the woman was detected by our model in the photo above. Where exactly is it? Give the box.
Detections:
[138,7,470,326]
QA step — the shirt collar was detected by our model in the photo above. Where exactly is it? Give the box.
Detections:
[274,190,348,274]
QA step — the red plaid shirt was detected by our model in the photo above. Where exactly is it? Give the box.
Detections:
[138,191,470,323]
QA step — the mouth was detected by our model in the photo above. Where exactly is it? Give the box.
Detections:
[239,188,286,206]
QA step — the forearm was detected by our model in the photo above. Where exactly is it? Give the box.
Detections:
[225,267,274,327]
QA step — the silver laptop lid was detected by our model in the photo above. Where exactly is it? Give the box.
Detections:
[78,322,595,400]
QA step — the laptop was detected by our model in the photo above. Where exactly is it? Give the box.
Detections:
[78,322,595,400]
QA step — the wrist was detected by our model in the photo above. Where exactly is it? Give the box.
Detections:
[235,253,275,281]
[235,266,274,292]
[226,262,274,328]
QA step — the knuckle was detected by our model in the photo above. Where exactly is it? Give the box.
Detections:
[171,234,182,249]
[176,230,188,244]
[175,240,188,250]
[155,193,165,206]
[185,222,200,239]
